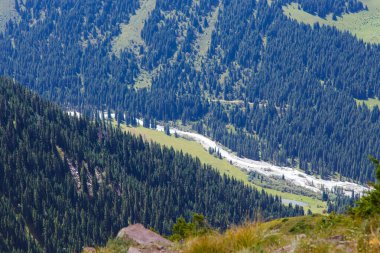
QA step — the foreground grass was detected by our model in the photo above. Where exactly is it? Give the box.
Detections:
[183,214,380,253]
[87,215,380,253]
[283,0,380,44]
[119,123,326,214]
[91,238,132,253]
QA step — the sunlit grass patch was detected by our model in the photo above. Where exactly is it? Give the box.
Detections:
[118,122,326,214]
[283,0,380,44]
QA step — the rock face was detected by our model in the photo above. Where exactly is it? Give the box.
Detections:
[117,224,178,253]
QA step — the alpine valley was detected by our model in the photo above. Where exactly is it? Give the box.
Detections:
[1,0,380,252]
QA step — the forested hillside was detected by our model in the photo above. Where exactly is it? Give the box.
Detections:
[0,0,379,184]
[0,78,302,252]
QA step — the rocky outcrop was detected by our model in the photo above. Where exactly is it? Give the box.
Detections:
[117,224,178,253]
[82,247,96,253]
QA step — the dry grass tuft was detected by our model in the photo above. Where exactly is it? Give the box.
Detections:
[182,215,380,253]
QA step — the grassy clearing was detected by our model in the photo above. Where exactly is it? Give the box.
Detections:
[0,0,18,32]
[182,214,380,253]
[111,0,159,90]
[355,97,380,109]
[283,0,380,44]
[86,238,133,253]
[133,69,152,90]
[211,99,245,105]
[56,145,65,160]
[119,124,326,214]
[121,124,251,183]
[225,124,237,134]
[194,3,220,70]
[111,0,156,56]
[196,4,219,57]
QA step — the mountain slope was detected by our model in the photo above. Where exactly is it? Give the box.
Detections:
[182,214,380,253]
[87,164,380,253]
[96,214,380,253]
[0,78,302,252]
[0,0,379,188]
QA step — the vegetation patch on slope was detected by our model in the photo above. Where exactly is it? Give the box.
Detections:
[194,2,221,71]
[283,0,380,44]
[111,0,157,90]
[111,0,156,56]
[355,97,380,109]
[0,0,18,32]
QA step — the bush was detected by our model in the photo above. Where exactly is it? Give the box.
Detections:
[351,156,380,217]
[170,214,211,241]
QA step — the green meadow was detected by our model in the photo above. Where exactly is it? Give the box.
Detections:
[119,123,326,214]
[283,0,380,44]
